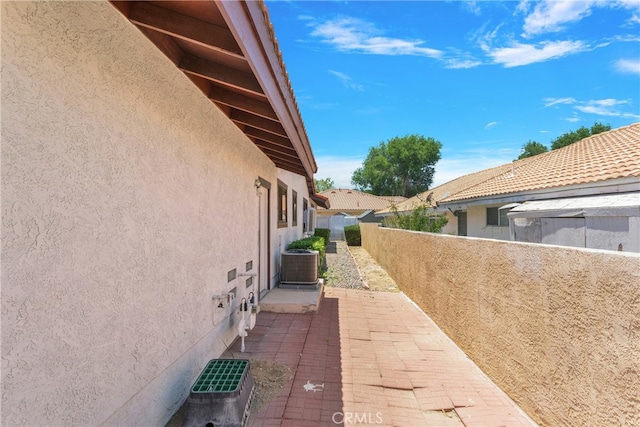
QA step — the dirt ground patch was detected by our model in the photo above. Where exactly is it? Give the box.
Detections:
[247,359,292,414]
[348,246,400,293]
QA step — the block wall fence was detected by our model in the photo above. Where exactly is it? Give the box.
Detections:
[360,223,639,426]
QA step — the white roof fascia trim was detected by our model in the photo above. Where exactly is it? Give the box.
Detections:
[439,177,640,209]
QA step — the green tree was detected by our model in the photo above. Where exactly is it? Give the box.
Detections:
[590,122,611,135]
[382,205,448,233]
[516,140,548,160]
[351,134,442,197]
[550,122,611,150]
[314,177,334,192]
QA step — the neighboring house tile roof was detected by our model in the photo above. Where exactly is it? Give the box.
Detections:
[318,189,406,212]
[381,122,640,213]
[384,195,410,204]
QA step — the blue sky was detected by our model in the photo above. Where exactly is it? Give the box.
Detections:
[265,0,640,188]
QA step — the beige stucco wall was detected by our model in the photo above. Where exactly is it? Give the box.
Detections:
[439,210,457,235]
[361,223,640,426]
[467,204,511,239]
[1,2,308,425]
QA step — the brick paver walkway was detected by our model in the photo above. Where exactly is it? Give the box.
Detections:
[224,287,536,426]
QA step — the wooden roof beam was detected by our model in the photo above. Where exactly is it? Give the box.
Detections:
[230,110,287,138]
[264,156,306,175]
[179,54,263,96]
[137,26,183,66]
[254,141,302,164]
[209,86,275,120]
[128,2,244,59]
[244,127,293,149]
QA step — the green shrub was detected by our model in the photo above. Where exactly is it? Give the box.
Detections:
[344,224,361,246]
[286,236,326,270]
[314,228,331,247]
[382,205,448,233]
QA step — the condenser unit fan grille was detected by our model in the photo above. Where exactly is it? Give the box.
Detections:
[281,250,319,285]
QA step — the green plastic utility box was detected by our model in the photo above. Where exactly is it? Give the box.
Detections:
[183,359,254,427]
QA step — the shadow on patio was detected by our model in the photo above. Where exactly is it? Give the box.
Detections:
[224,293,343,426]
[222,287,536,426]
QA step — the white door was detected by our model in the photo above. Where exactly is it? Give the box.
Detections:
[258,185,270,299]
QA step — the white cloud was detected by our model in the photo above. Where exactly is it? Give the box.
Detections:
[544,97,640,120]
[308,17,443,58]
[613,0,640,25]
[614,58,640,74]
[520,0,640,37]
[522,0,597,37]
[314,155,364,189]
[516,0,532,15]
[462,1,482,16]
[476,23,504,52]
[615,0,640,7]
[444,58,483,69]
[486,40,587,67]
[441,45,484,69]
[328,70,364,91]
[592,98,627,107]
[574,98,640,119]
[307,16,484,69]
[614,0,640,14]
[543,97,577,107]
[485,121,500,129]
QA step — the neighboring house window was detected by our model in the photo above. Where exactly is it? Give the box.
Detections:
[278,181,287,227]
[486,207,508,226]
[302,198,308,232]
[292,190,298,226]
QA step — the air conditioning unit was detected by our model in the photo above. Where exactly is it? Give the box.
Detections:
[280,250,319,286]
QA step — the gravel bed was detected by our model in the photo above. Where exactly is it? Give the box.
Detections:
[323,241,364,289]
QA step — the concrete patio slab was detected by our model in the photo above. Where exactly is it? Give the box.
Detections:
[259,281,324,314]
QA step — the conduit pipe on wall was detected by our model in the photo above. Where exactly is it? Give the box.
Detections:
[237,293,257,353]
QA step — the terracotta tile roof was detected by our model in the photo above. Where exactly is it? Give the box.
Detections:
[384,195,410,204]
[382,122,640,213]
[318,189,406,212]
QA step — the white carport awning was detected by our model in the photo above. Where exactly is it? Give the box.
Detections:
[507,193,640,219]
[499,203,521,210]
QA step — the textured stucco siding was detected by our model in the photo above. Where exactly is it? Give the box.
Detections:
[439,210,457,235]
[361,223,640,427]
[1,2,290,425]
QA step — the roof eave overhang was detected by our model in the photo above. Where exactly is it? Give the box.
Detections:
[110,1,321,199]
[216,1,317,179]
[311,193,330,209]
